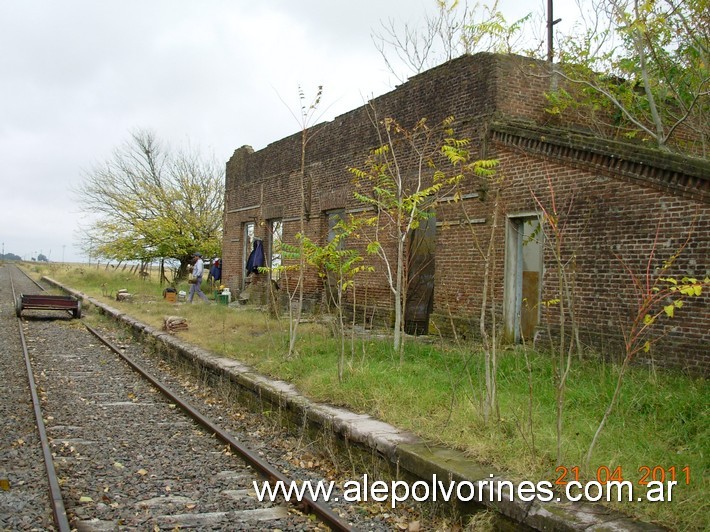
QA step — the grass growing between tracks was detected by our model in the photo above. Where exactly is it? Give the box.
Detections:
[26,262,710,530]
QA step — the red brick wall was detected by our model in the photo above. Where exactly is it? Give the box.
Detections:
[470,147,708,372]
[223,53,709,374]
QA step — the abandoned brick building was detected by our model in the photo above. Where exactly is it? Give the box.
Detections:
[223,52,709,374]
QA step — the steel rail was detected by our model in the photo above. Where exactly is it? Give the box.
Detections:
[14,265,46,291]
[84,323,353,532]
[10,267,72,532]
[13,264,352,530]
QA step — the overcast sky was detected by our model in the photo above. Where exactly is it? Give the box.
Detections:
[0,0,584,263]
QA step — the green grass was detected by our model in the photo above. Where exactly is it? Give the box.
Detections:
[28,262,709,530]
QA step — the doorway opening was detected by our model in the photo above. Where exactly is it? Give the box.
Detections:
[504,215,543,343]
[404,214,436,335]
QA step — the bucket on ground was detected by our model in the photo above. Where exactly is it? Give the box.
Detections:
[163,287,177,303]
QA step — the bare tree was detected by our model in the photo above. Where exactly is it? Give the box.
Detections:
[274,86,326,358]
[372,0,540,83]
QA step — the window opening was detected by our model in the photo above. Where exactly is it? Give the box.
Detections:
[243,221,255,288]
[269,219,283,281]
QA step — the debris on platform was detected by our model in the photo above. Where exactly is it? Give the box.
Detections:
[163,316,188,333]
[116,289,133,302]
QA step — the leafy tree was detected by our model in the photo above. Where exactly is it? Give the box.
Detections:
[553,0,710,153]
[293,215,373,382]
[350,112,497,359]
[584,224,709,469]
[75,130,223,279]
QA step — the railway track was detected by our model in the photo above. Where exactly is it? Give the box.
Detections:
[1,264,359,531]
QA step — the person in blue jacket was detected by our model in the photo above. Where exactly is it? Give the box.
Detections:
[208,257,222,287]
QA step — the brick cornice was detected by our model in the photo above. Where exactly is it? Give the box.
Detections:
[490,119,709,203]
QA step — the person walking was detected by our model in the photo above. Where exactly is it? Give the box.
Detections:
[188,252,210,303]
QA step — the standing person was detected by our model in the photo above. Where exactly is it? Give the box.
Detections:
[188,252,209,303]
[207,257,222,288]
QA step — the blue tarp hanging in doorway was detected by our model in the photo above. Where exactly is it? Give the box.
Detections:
[246,239,265,274]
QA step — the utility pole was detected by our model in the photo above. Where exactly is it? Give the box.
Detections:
[547,0,562,63]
